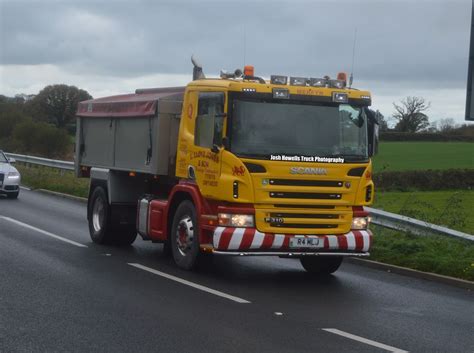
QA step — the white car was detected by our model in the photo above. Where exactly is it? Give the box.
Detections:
[0,151,21,199]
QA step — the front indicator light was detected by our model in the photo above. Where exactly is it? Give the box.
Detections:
[351,216,370,230]
[218,213,255,228]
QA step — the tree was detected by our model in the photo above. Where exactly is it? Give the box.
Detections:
[29,84,92,130]
[392,96,430,133]
[437,118,458,132]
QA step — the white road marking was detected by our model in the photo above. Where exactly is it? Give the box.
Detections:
[128,263,251,304]
[0,216,88,248]
[322,328,409,353]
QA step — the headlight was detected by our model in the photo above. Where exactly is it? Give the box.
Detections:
[351,216,370,230]
[218,213,254,228]
[7,172,20,180]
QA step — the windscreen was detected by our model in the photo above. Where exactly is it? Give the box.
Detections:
[230,99,368,162]
[0,152,7,163]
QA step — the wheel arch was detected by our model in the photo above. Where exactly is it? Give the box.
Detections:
[166,182,204,242]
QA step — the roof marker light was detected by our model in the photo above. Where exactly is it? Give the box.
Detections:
[309,78,327,87]
[332,92,348,103]
[271,75,288,85]
[290,77,308,86]
[329,80,346,89]
[273,88,289,99]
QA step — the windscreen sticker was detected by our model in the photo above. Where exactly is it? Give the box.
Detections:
[270,155,344,163]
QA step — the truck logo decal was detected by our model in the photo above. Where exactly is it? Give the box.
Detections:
[232,166,245,176]
[265,217,284,224]
[290,167,328,175]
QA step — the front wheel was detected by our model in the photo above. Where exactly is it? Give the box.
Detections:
[170,200,200,270]
[300,256,343,275]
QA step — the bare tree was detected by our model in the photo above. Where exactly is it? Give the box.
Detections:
[392,96,430,133]
[437,118,458,132]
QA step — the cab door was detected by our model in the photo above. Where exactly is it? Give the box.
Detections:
[183,90,226,199]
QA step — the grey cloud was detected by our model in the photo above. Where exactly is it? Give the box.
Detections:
[0,0,471,87]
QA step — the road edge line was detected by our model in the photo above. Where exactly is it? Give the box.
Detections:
[347,258,473,291]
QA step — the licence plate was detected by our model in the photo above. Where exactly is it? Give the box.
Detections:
[289,237,323,249]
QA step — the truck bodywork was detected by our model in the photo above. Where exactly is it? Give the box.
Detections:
[76,69,377,273]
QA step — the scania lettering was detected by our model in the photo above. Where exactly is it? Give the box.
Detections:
[75,59,378,274]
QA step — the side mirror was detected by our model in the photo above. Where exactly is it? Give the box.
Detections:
[365,108,379,157]
[222,136,230,150]
[9,157,16,163]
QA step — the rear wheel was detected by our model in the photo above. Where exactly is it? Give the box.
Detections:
[88,187,114,244]
[300,256,343,275]
[88,186,137,246]
[170,200,200,270]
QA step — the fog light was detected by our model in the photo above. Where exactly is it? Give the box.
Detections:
[218,213,255,228]
[351,217,369,230]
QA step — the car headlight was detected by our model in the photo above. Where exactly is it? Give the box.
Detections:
[351,216,370,230]
[7,172,20,180]
[218,213,254,228]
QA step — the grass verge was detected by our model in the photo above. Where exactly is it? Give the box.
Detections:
[370,225,474,281]
[16,164,88,198]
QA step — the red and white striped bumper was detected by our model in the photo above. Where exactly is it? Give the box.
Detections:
[212,227,372,253]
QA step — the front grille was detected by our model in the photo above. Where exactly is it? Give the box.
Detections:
[270,212,338,219]
[274,204,335,209]
[0,173,4,183]
[270,191,342,200]
[270,223,338,229]
[5,185,18,191]
[269,179,343,187]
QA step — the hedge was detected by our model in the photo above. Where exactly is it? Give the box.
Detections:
[374,169,474,191]
[380,132,474,142]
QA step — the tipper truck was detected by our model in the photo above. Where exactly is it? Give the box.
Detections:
[75,59,378,273]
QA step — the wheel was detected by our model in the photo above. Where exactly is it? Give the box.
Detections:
[88,187,114,244]
[88,186,137,246]
[7,191,19,199]
[170,200,200,270]
[300,256,343,275]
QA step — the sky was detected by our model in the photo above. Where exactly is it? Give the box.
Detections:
[0,0,472,127]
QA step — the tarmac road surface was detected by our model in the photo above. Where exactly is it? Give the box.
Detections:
[0,189,473,353]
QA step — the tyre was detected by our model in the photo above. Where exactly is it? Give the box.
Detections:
[7,191,19,199]
[170,200,200,270]
[88,186,137,246]
[115,225,138,246]
[88,187,114,244]
[300,256,343,275]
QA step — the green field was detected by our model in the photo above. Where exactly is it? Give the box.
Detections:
[373,142,474,172]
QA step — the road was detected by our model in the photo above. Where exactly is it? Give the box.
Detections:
[0,189,473,353]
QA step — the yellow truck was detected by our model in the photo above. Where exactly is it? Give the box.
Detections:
[75,59,378,274]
